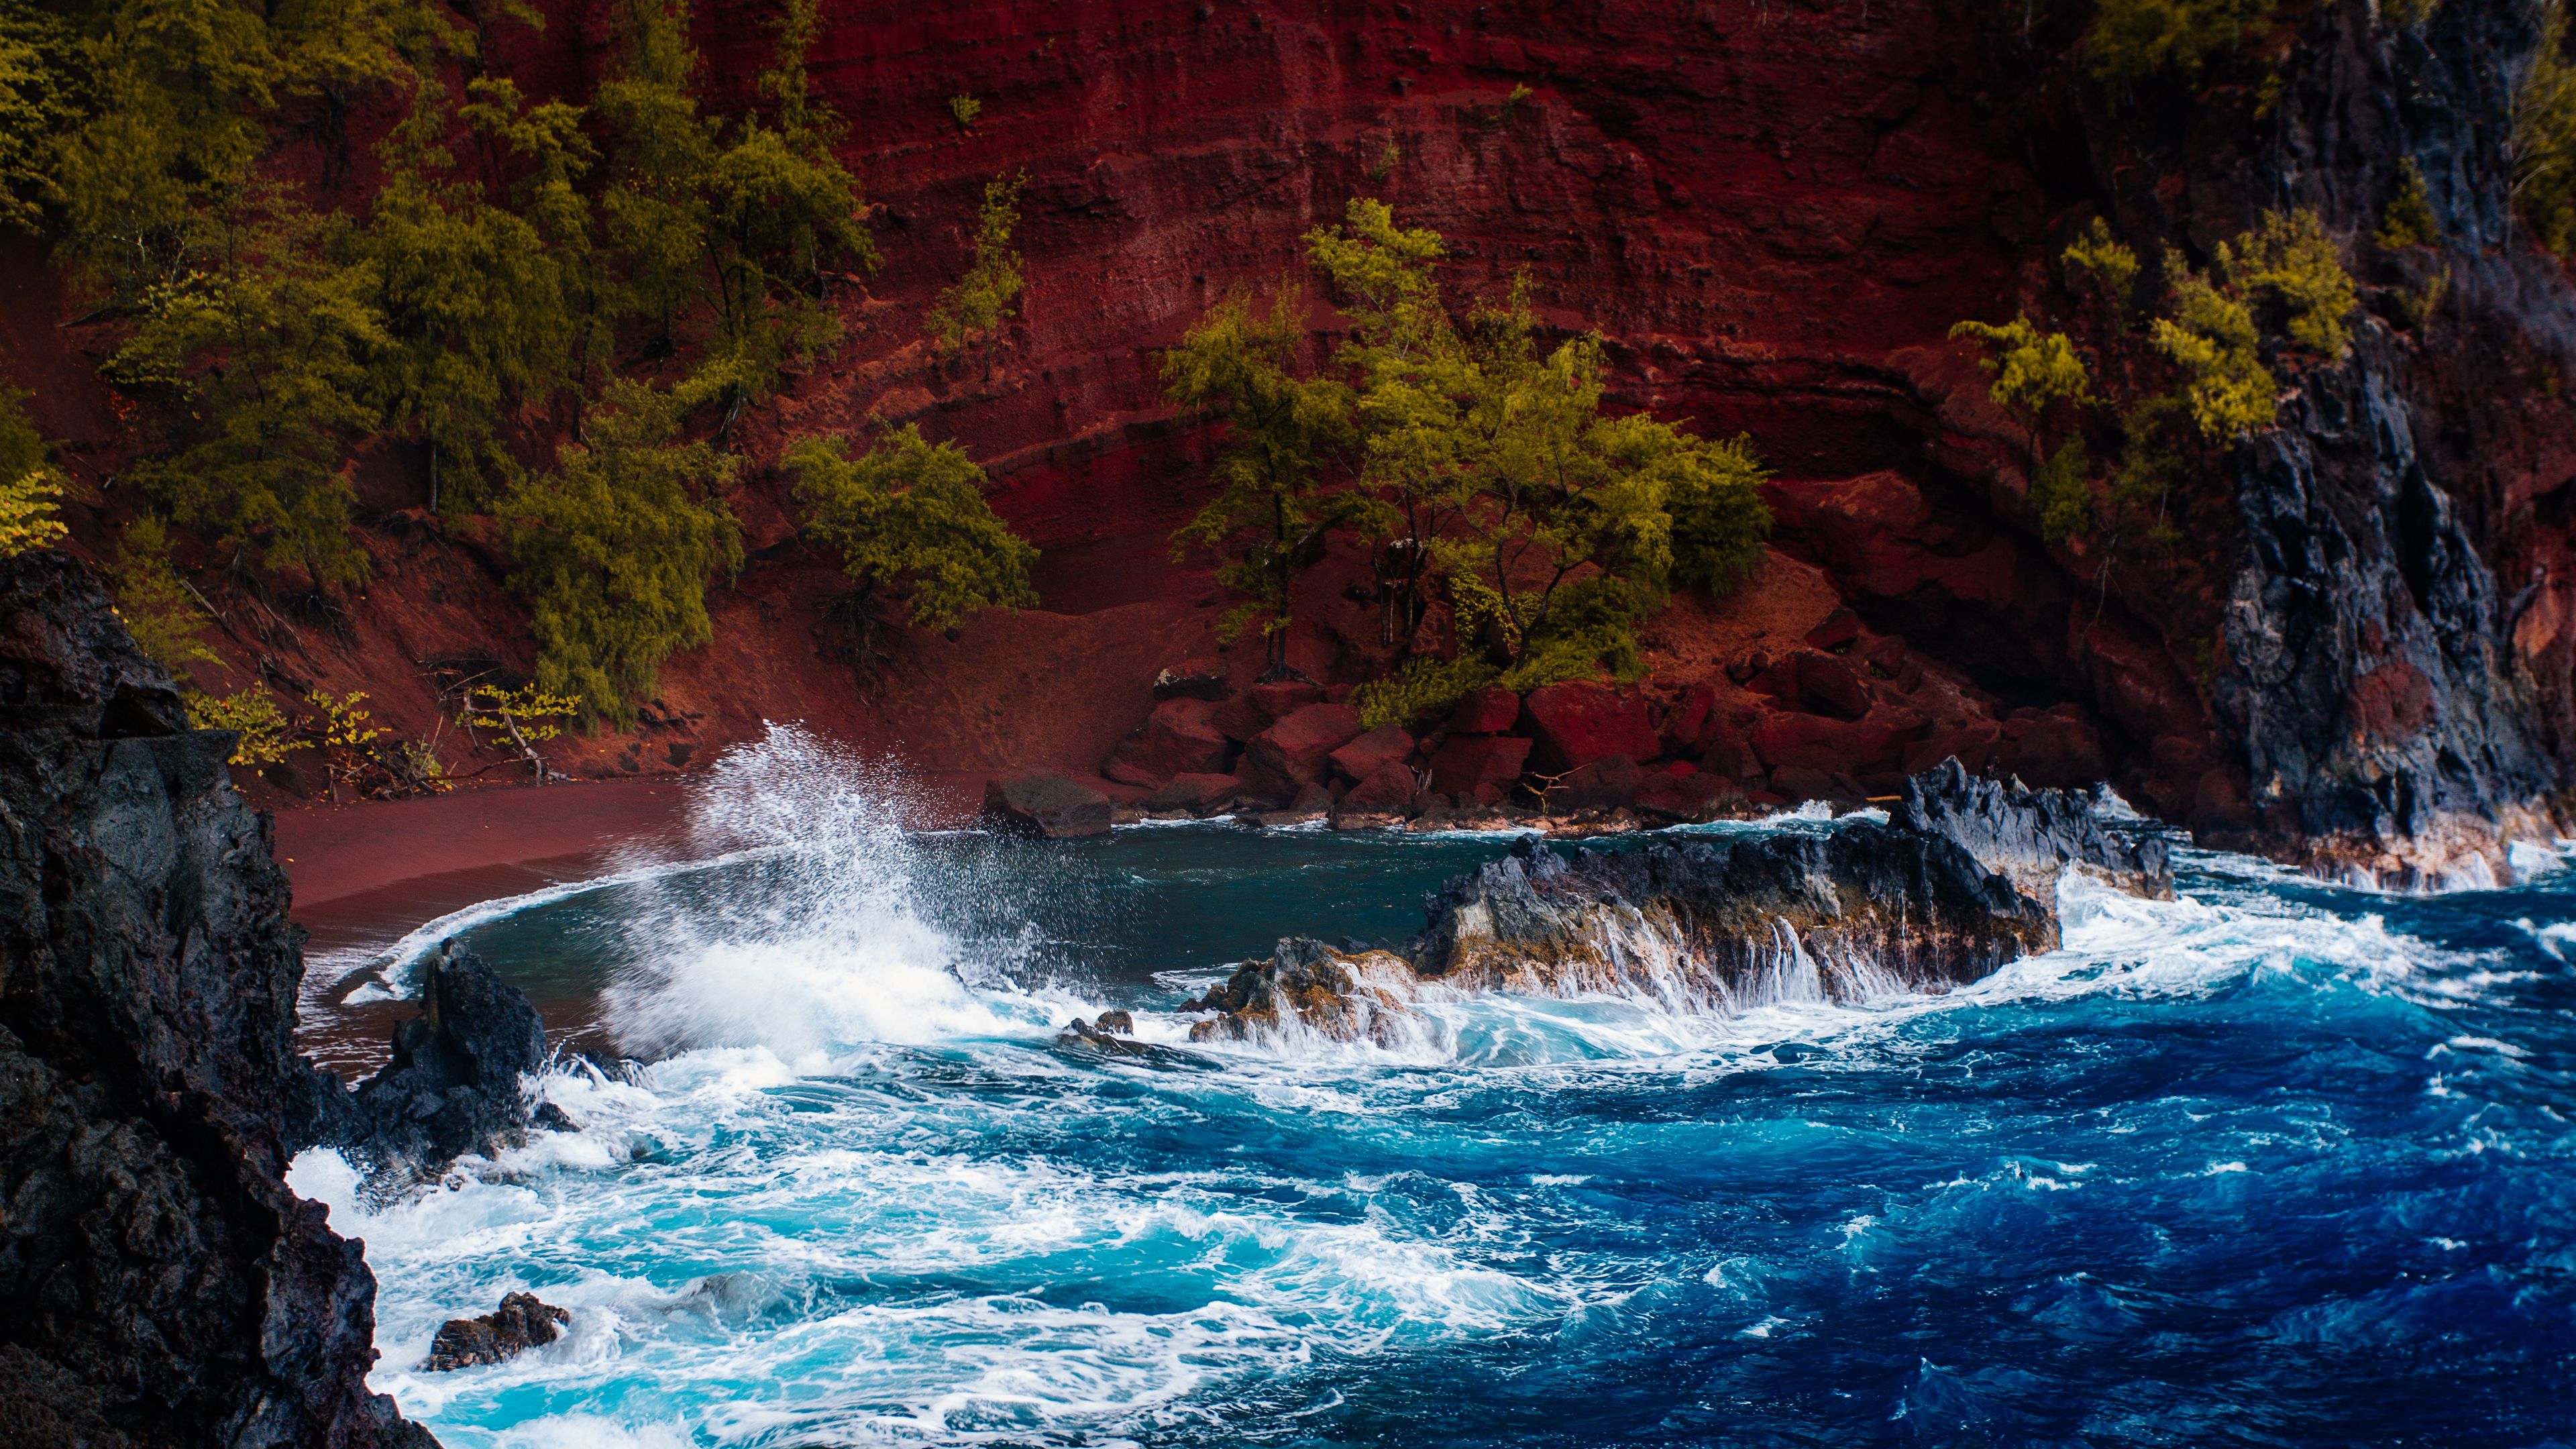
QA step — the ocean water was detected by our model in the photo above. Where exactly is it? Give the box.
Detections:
[290,728,2576,1448]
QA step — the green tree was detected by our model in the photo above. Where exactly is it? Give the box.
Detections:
[1165,280,1360,679]
[1299,197,1769,687]
[926,171,1027,369]
[501,377,742,721]
[105,189,386,584]
[789,422,1037,667]
[0,1,78,233]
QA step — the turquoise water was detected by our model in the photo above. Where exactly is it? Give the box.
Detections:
[292,728,2576,1446]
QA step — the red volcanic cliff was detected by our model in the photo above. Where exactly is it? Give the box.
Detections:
[12,0,2574,881]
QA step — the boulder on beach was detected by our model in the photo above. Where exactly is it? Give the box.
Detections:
[983,770,1114,837]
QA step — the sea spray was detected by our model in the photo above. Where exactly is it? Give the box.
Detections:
[600,725,1076,1058]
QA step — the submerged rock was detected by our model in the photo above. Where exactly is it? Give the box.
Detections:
[424,1293,571,1372]
[1186,760,2169,1046]
[0,552,433,1446]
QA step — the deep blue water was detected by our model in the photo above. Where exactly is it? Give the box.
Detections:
[294,729,2576,1447]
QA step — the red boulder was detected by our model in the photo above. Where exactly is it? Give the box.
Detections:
[1428,734,1532,798]
[1242,702,1364,798]
[1329,724,1415,784]
[1804,607,1862,651]
[1151,657,1231,701]
[1796,652,1872,720]
[1752,712,1904,774]
[1519,682,1660,773]
[1636,769,1739,822]
[1448,686,1523,735]
[1104,698,1233,787]
[1547,755,1643,813]
[1336,759,1424,816]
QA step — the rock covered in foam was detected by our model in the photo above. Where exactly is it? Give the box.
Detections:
[1183,760,2170,1045]
[424,1293,570,1372]
[333,939,552,1190]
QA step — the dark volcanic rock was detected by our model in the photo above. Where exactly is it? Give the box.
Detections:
[339,940,550,1189]
[1187,760,2168,1045]
[424,1293,570,1373]
[0,552,433,1446]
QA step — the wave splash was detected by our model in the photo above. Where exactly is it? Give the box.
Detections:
[598,725,1060,1060]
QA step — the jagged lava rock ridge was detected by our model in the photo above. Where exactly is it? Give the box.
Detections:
[1188,761,2169,1046]
[0,553,435,1446]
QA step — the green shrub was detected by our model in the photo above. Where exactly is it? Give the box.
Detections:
[2220,209,2357,355]
[0,386,64,557]
[790,422,1038,649]
[2031,435,2096,544]
[1350,654,1499,731]
[184,687,304,765]
[109,515,217,678]
[2377,159,2440,250]
[926,172,1028,361]
[949,93,981,128]
[2151,256,2277,441]
[2517,4,2576,255]
[2064,217,2141,313]
[501,380,743,722]
[2085,0,2275,89]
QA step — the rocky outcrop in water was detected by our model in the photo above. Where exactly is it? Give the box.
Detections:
[423,1293,570,1373]
[0,552,434,1446]
[1186,762,2168,1047]
[331,941,551,1192]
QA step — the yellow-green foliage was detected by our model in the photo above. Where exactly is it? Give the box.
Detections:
[1949,315,2093,433]
[2064,217,2141,312]
[790,423,1038,631]
[2031,436,2096,544]
[2218,209,2357,355]
[502,379,743,722]
[1165,280,1363,669]
[184,687,305,765]
[2151,256,2277,441]
[2516,3,2576,256]
[2381,0,2443,28]
[2085,0,2274,88]
[0,1,76,233]
[0,386,66,557]
[109,515,217,678]
[2377,159,2440,250]
[1351,653,1498,731]
[926,172,1028,358]
[1301,198,1770,685]
[463,682,581,743]
[949,93,981,129]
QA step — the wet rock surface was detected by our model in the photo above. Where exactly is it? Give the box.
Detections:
[1187,761,2168,1046]
[0,552,433,1446]
[423,1293,571,1373]
[330,941,551,1192]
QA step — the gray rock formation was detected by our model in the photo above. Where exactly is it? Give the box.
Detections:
[1186,761,2169,1046]
[0,551,435,1446]
[333,941,552,1194]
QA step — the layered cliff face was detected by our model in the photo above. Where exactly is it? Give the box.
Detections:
[0,553,431,1447]
[13,0,2571,876]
